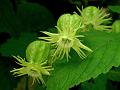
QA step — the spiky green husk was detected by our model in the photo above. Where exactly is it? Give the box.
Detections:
[10,56,53,85]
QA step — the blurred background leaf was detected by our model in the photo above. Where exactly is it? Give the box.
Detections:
[106,67,120,82]
[16,2,55,33]
[0,0,17,35]
[0,33,37,57]
[0,0,55,36]
[80,74,107,90]
[108,6,120,14]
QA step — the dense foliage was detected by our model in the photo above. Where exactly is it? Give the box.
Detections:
[0,0,120,90]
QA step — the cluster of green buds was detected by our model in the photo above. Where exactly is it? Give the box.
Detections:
[11,6,112,85]
[39,6,112,62]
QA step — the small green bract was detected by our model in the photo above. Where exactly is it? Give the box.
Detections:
[112,20,120,33]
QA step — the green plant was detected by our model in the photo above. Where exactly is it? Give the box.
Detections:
[1,0,120,90]
[9,5,120,90]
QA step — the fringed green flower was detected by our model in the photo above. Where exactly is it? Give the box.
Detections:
[39,14,92,62]
[10,56,53,85]
[77,6,112,31]
[11,41,53,85]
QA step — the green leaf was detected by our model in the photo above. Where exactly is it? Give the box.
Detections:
[16,2,55,32]
[108,6,120,13]
[0,0,17,34]
[107,70,120,82]
[80,74,107,90]
[46,31,120,90]
[0,33,37,57]
[0,0,54,36]
[26,40,51,63]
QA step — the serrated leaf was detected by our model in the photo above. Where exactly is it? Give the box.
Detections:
[46,31,120,90]
[108,6,120,13]
[0,33,37,57]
